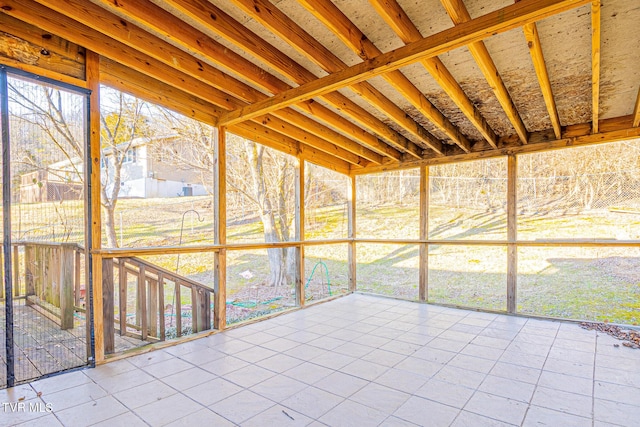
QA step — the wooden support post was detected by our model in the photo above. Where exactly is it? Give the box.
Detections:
[158,273,165,340]
[45,247,54,305]
[139,265,147,340]
[213,126,227,330]
[419,165,429,302]
[60,247,75,330]
[148,277,158,338]
[86,50,103,362]
[348,174,357,292]
[119,261,127,336]
[201,289,211,331]
[35,247,44,304]
[191,285,199,332]
[507,155,518,313]
[175,281,182,337]
[74,249,81,308]
[102,258,114,354]
[295,158,305,307]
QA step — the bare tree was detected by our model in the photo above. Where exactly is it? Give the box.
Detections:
[156,110,298,287]
[8,79,149,247]
[100,89,149,247]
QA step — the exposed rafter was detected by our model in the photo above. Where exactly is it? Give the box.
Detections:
[99,60,353,174]
[523,23,562,139]
[30,0,385,165]
[0,0,633,175]
[297,0,469,153]
[354,115,640,174]
[90,0,407,162]
[370,0,498,148]
[440,0,529,144]
[591,0,601,134]
[226,0,441,157]
[9,0,373,167]
[219,0,587,134]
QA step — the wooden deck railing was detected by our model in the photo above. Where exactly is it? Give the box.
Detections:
[102,256,215,354]
[1,242,85,330]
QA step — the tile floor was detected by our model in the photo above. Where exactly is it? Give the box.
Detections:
[1,294,639,426]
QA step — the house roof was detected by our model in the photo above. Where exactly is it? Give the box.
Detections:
[1,0,639,175]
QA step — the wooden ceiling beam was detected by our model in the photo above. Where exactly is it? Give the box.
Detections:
[165,0,417,160]
[591,0,601,134]
[370,0,497,148]
[523,23,562,139]
[297,0,467,153]
[102,58,350,175]
[29,0,381,164]
[87,0,287,97]
[227,0,437,158]
[219,0,587,131]
[3,0,372,167]
[440,0,529,145]
[89,0,400,161]
[354,114,640,174]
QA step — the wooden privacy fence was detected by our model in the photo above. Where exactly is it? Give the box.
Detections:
[102,256,215,354]
[0,242,85,330]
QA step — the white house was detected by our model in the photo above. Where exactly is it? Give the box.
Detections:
[21,135,208,202]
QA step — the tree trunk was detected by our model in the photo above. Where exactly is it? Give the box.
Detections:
[245,142,290,288]
[103,204,118,248]
[260,211,288,288]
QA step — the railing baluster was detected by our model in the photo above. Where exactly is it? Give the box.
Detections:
[12,244,19,297]
[175,280,182,338]
[60,247,74,330]
[102,258,115,354]
[119,259,127,336]
[139,264,147,340]
[191,285,198,333]
[158,272,165,341]
[148,276,158,338]
[74,249,81,308]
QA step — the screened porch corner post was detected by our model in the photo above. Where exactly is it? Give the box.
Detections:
[348,174,356,292]
[419,165,429,302]
[213,126,227,331]
[295,157,305,307]
[87,50,104,363]
[507,154,518,314]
